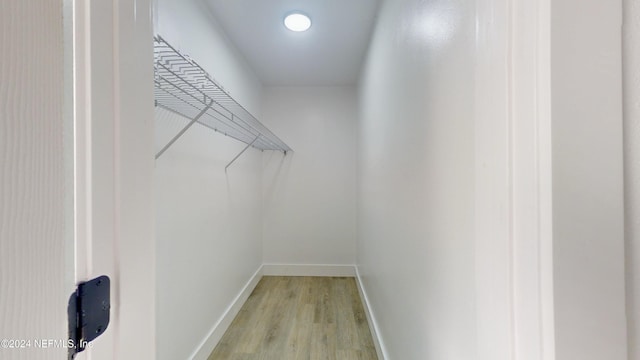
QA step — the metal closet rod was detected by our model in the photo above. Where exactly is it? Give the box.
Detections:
[155,74,282,150]
[153,35,292,164]
[154,36,291,150]
[156,36,276,139]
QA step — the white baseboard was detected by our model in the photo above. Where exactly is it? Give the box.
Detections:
[355,266,388,360]
[190,266,264,360]
[262,263,356,277]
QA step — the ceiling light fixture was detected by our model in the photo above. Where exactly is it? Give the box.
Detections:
[284,12,311,32]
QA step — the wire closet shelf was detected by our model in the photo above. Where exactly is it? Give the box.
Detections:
[153,35,292,161]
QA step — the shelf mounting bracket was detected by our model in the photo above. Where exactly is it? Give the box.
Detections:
[225,135,261,172]
[155,99,214,159]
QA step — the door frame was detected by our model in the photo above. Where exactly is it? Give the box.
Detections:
[474,0,555,359]
[71,0,156,358]
[476,0,626,358]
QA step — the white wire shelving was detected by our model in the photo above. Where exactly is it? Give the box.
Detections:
[153,36,292,169]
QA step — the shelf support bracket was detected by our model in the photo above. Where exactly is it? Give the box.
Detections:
[155,100,214,159]
[225,135,260,171]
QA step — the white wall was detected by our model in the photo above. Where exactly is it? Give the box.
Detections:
[624,0,640,357]
[262,87,357,266]
[156,0,262,116]
[155,1,264,359]
[357,0,477,358]
[155,109,262,360]
[550,1,627,358]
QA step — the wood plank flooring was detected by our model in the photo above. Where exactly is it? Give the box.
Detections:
[208,276,378,360]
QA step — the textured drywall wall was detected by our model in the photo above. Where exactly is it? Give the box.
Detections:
[262,86,357,266]
[155,1,264,358]
[357,0,477,358]
[625,0,640,357]
[155,108,263,360]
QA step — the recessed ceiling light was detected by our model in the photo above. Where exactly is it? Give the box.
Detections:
[284,12,311,32]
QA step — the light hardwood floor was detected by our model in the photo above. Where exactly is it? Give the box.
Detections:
[208,276,378,360]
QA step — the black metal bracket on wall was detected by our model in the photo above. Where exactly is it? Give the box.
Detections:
[67,275,110,359]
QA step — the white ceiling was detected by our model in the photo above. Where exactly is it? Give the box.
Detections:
[204,0,380,86]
